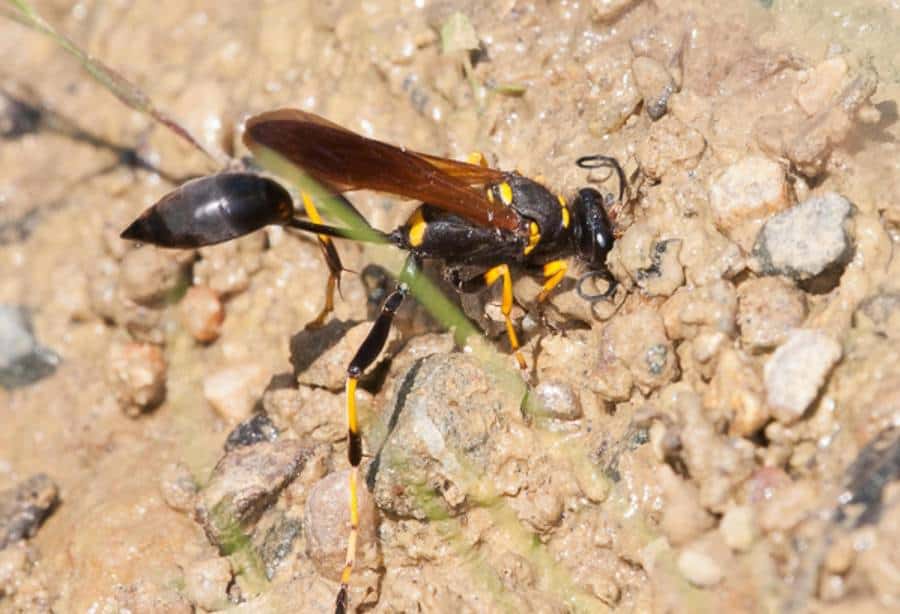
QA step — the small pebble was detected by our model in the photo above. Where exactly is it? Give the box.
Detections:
[855,293,900,340]
[737,277,806,351]
[203,364,268,424]
[757,479,818,532]
[293,320,392,391]
[658,465,715,546]
[197,440,311,549]
[818,573,845,602]
[632,56,676,119]
[108,342,167,416]
[824,534,855,574]
[764,329,842,423]
[305,470,378,580]
[708,156,789,244]
[184,557,232,612]
[719,505,755,551]
[573,462,610,503]
[704,348,768,436]
[0,474,59,549]
[118,246,188,305]
[194,233,265,297]
[263,386,346,443]
[532,381,583,421]
[180,286,224,343]
[224,412,279,451]
[0,305,59,389]
[158,462,198,513]
[373,353,519,519]
[585,45,642,135]
[590,0,640,23]
[796,57,848,116]
[601,307,677,394]
[751,192,854,289]
[636,115,705,180]
[677,548,723,587]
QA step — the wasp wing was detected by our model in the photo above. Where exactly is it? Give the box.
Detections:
[243,109,518,230]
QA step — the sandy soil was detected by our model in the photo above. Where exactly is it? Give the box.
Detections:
[1,1,899,612]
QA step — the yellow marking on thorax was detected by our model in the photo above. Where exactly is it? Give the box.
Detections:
[408,209,427,247]
[467,151,488,167]
[523,222,541,255]
[486,188,495,204]
[498,182,513,206]
[557,194,570,228]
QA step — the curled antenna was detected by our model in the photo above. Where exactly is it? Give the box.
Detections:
[576,270,618,303]
[576,154,626,205]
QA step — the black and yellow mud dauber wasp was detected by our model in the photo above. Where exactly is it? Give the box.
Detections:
[121,108,625,613]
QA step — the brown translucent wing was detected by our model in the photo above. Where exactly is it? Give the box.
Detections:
[243,109,518,230]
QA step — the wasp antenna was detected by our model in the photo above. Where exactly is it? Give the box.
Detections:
[576,154,626,204]
[576,270,618,303]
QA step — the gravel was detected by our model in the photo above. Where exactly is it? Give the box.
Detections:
[763,329,842,423]
[736,276,807,351]
[107,342,167,415]
[676,548,723,587]
[180,285,225,343]
[196,440,311,550]
[371,353,519,519]
[0,474,58,549]
[203,364,268,424]
[751,192,854,291]
[708,156,790,244]
[0,305,59,389]
[632,56,676,120]
[224,412,280,451]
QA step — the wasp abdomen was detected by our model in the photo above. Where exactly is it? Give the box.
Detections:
[121,173,293,248]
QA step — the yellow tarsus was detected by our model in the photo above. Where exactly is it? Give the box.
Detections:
[484,264,526,369]
[537,259,568,303]
[302,193,339,327]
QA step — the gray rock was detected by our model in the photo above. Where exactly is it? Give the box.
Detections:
[224,413,279,451]
[764,329,842,423]
[196,440,311,549]
[258,514,302,580]
[0,474,58,548]
[0,305,59,389]
[751,192,854,291]
[371,353,519,520]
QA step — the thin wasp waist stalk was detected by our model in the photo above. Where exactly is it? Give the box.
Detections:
[121,109,625,613]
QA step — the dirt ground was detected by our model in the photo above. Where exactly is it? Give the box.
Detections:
[1,1,900,612]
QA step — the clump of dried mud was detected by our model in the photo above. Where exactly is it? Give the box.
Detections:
[1,1,900,612]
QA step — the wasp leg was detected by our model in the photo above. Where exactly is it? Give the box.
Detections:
[454,265,526,370]
[302,193,344,328]
[536,259,568,303]
[336,257,415,614]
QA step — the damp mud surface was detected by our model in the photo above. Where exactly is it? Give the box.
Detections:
[2,1,900,612]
